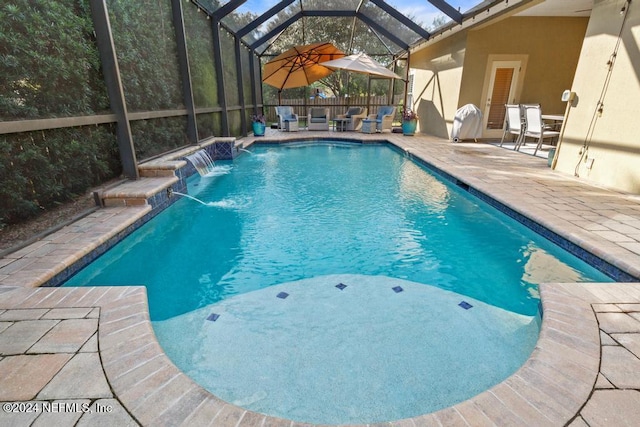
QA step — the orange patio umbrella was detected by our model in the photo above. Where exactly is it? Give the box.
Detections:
[262,42,345,102]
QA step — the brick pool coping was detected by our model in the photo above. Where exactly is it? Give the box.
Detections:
[1,132,640,425]
[1,282,639,425]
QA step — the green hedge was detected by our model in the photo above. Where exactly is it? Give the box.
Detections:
[131,116,188,160]
[0,0,121,227]
[0,126,121,226]
[0,0,260,226]
[0,0,109,119]
[107,0,184,112]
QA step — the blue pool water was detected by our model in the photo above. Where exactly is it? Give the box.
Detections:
[65,142,611,423]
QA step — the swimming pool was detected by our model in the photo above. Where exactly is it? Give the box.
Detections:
[64,142,611,423]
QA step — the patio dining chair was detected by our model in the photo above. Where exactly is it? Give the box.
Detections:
[499,104,524,148]
[517,104,561,156]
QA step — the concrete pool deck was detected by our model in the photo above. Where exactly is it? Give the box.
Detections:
[1,131,639,426]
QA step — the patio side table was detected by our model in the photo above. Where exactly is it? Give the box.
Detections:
[284,120,299,132]
[334,118,349,132]
[361,120,376,134]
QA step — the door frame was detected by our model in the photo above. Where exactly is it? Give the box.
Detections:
[480,54,528,138]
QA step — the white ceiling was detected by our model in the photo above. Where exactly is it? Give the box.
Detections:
[516,0,593,17]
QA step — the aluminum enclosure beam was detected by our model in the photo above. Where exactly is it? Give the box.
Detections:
[89,0,138,180]
[171,0,198,144]
[429,0,463,23]
[212,0,247,20]
[367,0,431,40]
[236,0,297,38]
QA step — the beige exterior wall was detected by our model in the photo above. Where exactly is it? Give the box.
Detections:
[409,32,468,138]
[464,17,587,114]
[410,16,587,139]
[554,0,640,194]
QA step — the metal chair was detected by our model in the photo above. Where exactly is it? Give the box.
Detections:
[499,104,524,148]
[517,104,560,156]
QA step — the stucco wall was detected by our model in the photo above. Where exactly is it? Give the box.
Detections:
[554,0,640,194]
[409,32,468,139]
[410,16,587,139]
[463,17,587,113]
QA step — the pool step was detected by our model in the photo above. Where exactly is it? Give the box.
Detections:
[99,177,179,209]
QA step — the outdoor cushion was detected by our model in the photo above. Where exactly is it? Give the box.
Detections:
[377,106,394,119]
[345,107,362,118]
[310,108,326,118]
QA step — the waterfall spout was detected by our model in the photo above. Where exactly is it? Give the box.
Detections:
[170,191,214,206]
[185,150,215,176]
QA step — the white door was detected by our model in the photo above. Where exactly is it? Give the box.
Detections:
[482,61,521,138]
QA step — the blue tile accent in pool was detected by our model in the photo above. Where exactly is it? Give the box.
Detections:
[207,313,220,322]
[181,159,198,178]
[392,286,404,293]
[257,137,387,147]
[459,301,473,310]
[213,141,234,160]
[277,292,289,299]
[147,188,178,212]
[336,283,347,290]
[538,301,544,318]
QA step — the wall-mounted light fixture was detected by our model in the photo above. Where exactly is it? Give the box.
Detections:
[621,0,631,15]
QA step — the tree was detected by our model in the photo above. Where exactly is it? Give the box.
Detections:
[259,1,422,99]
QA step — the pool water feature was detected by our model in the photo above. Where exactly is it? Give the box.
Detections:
[64,142,611,423]
[185,149,216,176]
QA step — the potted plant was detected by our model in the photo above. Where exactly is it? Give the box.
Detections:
[251,114,266,136]
[402,108,419,136]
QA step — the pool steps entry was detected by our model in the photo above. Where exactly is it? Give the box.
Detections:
[97,137,237,208]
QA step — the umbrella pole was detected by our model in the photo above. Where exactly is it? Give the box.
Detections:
[278,90,282,106]
[402,52,411,110]
[366,75,372,114]
[346,71,351,107]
